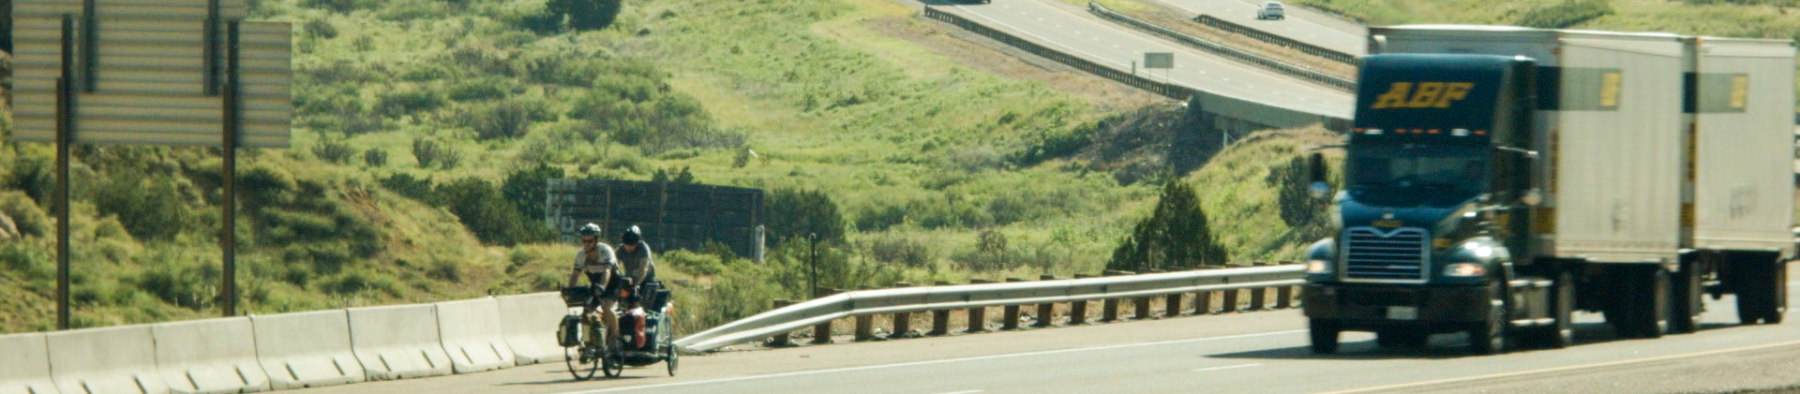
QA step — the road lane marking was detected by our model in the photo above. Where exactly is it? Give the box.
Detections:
[1193,363,1262,373]
[560,330,1307,393]
[1322,339,1800,394]
[934,390,983,394]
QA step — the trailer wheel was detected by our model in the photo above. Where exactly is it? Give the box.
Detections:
[1611,266,1669,338]
[1309,319,1340,354]
[1735,255,1783,325]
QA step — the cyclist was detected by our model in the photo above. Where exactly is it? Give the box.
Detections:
[565,223,622,347]
[617,225,658,294]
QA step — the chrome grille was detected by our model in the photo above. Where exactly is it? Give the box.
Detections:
[1344,227,1429,282]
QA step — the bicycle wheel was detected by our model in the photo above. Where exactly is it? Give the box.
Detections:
[565,319,600,381]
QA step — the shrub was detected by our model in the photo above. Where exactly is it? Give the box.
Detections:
[448,78,511,101]
[362,148,388,167]
[413,138,462,169]
[435,177,555,246]
[302,19,339,39]
[380,173,434,201]
[546,0,624,31]
[467,98,547,140]
[764,188,845,248]
[0,191,52,238]
[501,163,565,221]
[312,134,356,164]
[1109,179,1227,272]
[90,170,193,241]
[375,85,446,119]
[867,235,931,268]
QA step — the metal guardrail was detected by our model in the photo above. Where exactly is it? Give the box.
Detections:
[1086,2,1355,92]
[1192,15,1359,66]
[673,265,1306,352]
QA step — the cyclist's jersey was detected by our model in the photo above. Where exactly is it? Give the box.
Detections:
[572,244,618,276]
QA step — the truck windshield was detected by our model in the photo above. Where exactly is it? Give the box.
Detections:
[1347,143,1487,207]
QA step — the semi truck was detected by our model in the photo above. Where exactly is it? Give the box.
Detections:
[1300,25,1796,354]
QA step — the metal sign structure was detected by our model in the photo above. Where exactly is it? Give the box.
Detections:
[546,179,765,259]
[13,0,292,328]
[1144,52,1174,69]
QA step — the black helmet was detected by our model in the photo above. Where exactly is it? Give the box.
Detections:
[621,225,642,245]
[577,223,602,238]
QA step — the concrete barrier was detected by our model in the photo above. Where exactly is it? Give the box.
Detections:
[347,304,452,380]
[434,298,515,374]
[250,310,365,389]
[47,324,168,394]
[495,292,567,365]
[152,317,271,393]
[0,332,55,394]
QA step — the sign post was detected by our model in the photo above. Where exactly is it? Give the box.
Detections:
[15,0,291,326]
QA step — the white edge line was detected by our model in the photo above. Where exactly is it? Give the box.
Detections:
[935,390,985,394]
[1193,363,1263,372]
[560,330,1307,394]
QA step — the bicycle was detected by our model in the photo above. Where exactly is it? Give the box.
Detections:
[559,285,623,380]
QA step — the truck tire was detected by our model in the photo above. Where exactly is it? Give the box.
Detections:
[1671,259,1702,334]
[1309,319,1340,354]
[1469,281,1506,354]
[1735,255,1784,325]
[1611,266,1669,338]
[1737,257,1787,324]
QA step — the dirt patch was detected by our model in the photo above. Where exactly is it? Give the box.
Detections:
[864,15,1168,113]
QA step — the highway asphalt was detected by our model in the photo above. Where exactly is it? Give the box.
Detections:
[934,0,1353,119]
[291,262,1800,393]
[1151,0,1367,57]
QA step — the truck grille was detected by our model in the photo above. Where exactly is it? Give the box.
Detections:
[1344,227,1429,282]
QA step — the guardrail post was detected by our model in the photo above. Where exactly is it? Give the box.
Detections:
[770,300,794,347]
[813,288,839,344]
[1277,285,1295,309]
[1002,278,1024,330]
[854,287,875,341]
[1035,275,1057,327]
[1165,292,1183,318]
[1070,274,1093,324]
[1195,289,1213,315]
[1250,285,1268,311]
[967,279,994,333]
[1102,270,1130,322]
[1222,286,1240,313]
[930,281,952,336]
[1138,269,1167,320]
[890,283,913,339]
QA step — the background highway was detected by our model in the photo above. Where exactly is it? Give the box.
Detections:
[1152,0,1367,57]
[291,263,1800,393]
[934,0,1353,118]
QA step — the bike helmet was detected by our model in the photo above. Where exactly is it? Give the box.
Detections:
[621,225,642,245]
[578,223,603,238]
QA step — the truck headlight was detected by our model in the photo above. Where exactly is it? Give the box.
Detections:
[1444,263,1486,277]
[1306,259,1331,274]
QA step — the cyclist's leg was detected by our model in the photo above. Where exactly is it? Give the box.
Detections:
[600,299,620,344]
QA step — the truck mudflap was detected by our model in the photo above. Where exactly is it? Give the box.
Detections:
[1302,283,1492,332]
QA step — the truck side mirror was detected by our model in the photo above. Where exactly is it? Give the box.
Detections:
[1307,152,1326,183]
[1307,152,1329,200]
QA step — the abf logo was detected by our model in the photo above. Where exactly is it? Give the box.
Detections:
[1371,82,1474,109]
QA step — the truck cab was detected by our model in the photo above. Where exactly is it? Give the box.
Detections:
[1301,54,1538,354]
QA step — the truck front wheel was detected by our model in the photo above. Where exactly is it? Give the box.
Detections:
[1309,319,1340,354]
